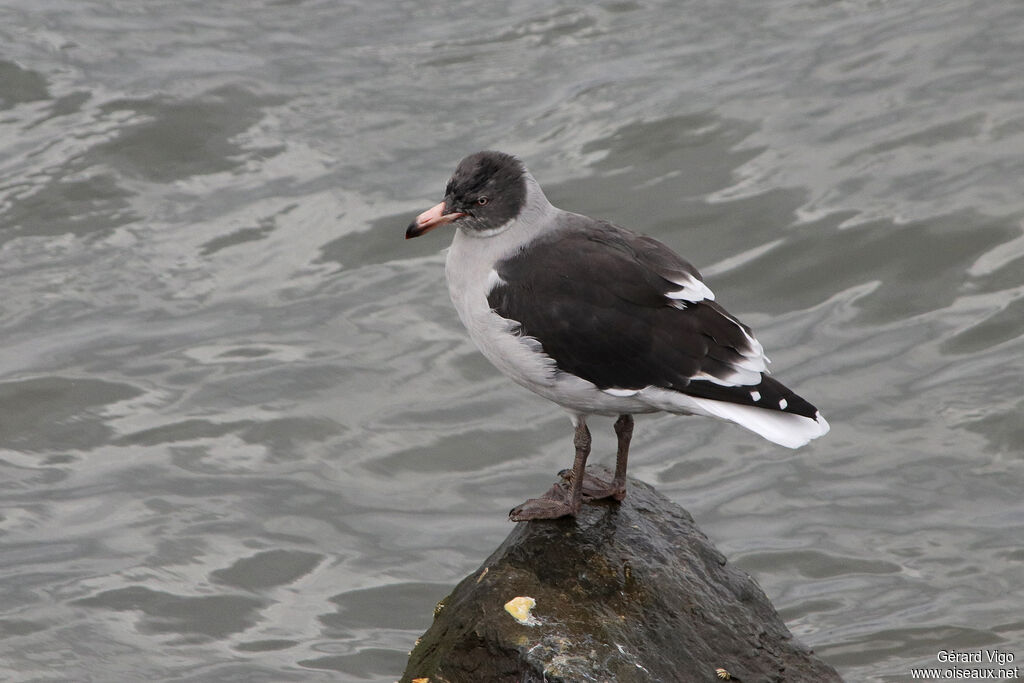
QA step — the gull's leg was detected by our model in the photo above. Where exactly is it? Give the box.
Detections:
[559,413,632,501]
[608,413,632,499]
[509,417,591,522]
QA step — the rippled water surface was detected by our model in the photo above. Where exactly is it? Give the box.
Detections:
[2,1,1023,680]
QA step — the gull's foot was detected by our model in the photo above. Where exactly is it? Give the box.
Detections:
[509,483,580,522]
[558,468,627,502]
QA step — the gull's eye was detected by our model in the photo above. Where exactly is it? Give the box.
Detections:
[476,196,489,206]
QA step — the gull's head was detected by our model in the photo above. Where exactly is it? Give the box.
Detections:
[406,151,527,239]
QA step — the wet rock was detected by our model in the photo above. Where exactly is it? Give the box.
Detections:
[402,470,841,683]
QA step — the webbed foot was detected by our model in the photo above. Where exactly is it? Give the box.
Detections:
[509,483,581,522]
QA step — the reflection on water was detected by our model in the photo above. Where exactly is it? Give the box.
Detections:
[1,0,1023,680]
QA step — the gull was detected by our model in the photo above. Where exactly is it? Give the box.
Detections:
[406,151,829,521]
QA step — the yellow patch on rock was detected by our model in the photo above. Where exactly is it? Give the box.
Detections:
[503,596,537,625]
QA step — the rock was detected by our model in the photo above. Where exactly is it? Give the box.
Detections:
[401,470,842,683]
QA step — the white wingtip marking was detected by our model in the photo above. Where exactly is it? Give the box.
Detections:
[692,368,762,387]
[603,388,639,397]
[665,276,715,304]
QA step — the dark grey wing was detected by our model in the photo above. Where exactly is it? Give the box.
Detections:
[487,223,819,418]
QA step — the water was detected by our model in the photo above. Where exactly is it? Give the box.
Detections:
[1,1,1023,680]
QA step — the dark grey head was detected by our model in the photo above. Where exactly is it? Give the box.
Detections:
[406,151,527,239]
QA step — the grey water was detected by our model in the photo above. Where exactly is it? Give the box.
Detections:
[1,1,1023,681]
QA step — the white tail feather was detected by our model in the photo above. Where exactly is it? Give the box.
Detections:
[639,387,830,449]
